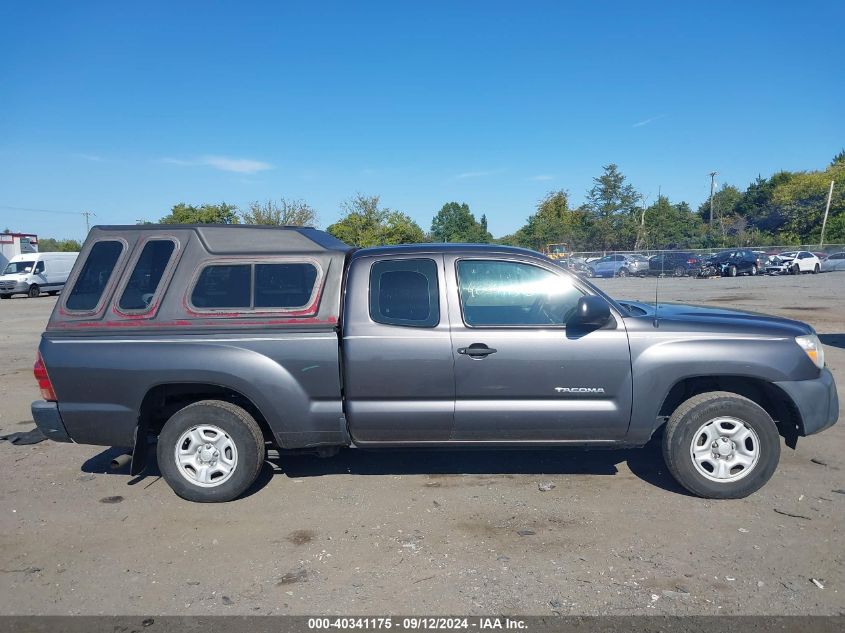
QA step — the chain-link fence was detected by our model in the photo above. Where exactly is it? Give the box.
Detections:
[563,244,845,261]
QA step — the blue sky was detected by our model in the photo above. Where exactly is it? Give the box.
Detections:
[1,1,843,240]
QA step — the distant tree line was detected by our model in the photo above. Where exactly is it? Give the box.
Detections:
[34,151,845,252]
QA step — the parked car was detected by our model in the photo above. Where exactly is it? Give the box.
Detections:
[31,225,838,502]
[702,249,763,277]
[0,252,79,299]
[591,254,649,278]
[766,251,821,275]
[554,258,591,277]
[647,252,703,277]
[820,252,845,272]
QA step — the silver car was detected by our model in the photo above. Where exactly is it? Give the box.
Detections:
[821,252,845,272]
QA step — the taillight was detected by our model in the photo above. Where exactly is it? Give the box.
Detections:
[33,352,57,401]
[687,258,697,264]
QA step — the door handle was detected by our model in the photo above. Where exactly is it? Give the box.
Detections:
[457,344,498,358]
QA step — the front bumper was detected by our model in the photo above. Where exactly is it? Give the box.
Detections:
[775,368,840,436]
[0,281,27,293]
[31,400,72,443]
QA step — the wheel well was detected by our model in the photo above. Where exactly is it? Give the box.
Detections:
[138,383,275,443]
[657,376,802,447]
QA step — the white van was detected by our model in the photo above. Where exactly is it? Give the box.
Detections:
[0,252,79,299]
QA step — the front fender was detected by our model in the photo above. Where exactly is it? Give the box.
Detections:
[626,333,817,443]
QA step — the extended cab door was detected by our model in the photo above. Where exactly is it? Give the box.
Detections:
[342,253,455,442]
[445,254,633,441]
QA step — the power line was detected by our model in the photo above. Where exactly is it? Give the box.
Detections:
[0,205,83,216]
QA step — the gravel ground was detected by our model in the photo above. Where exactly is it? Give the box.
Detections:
[0,273,843,616]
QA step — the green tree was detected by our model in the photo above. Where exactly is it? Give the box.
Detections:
[327,194,426,247]
[643,196,703,249]
[770,160,844,243]
[430,202,491,242]
[160,202,240,224]
[511,190,591,251]
[37,238,82,252]
[585,164,640,249]
[241,198,317,227]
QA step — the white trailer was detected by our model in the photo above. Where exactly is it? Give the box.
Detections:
[0,232,39,270]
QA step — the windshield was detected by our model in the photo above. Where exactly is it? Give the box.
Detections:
[3,261,35,275]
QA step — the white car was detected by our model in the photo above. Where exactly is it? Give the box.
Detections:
[765,250,821,275]
[821,252,845,272]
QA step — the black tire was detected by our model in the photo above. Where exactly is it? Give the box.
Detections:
[673,266,685,277]
[28,284,40,298]
[662,392,780,498]
[47,291,60,296]
[0,294,10,299]
[727,265,737,277]
[813,264,820,274]
[617,267,629,278]
[157,400,266,502]
[791,264,799,275]
[750,264,757,276]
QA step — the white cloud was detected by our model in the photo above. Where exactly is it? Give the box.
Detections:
[160,155,273,174]
[454,169,505,180]
[529,174,555,181]
[632,114,665,128]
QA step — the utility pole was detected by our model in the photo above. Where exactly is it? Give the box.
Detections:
[820,180,835,248]
[81,211,96,233]
[708,172,717,227]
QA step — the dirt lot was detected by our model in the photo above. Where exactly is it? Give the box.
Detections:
[1,274,843,616]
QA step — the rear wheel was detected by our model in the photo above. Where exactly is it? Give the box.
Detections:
[673,266,685,277]
[617,267,629,278]
[750,264,757,276]
[28,284,40,298]
[157,400,266,502]
[0,294,10,299]
[813,264,820,274]
[662,392,780,498]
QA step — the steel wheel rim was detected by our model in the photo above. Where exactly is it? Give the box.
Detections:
[690,416,760,483]
[174,424,238,488]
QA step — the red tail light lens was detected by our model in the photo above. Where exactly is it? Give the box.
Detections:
[688,258,698,264]
[33,352,57,401]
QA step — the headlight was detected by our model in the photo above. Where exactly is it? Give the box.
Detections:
[795,334,824,369]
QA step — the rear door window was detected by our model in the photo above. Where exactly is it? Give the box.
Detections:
[118,240,177,311]
[65,240,124,311]
[369,259,439,327]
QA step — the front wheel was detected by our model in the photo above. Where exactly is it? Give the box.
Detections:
[617,267,629,278]
[0,294,10,299]
[157,400,266,502]
[750,264,757,276]
[28,284,40,298]
[662,392,780,499]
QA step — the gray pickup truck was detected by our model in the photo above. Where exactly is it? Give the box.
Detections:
[31,225,838,502]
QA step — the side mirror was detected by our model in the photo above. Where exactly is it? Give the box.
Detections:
[570,295,611,328]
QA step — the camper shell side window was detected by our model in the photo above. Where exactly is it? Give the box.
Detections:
[63,239,128,314]
[187,257,323,315]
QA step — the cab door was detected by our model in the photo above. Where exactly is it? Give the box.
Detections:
[342,254,455,442]
[445,255,632,441]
